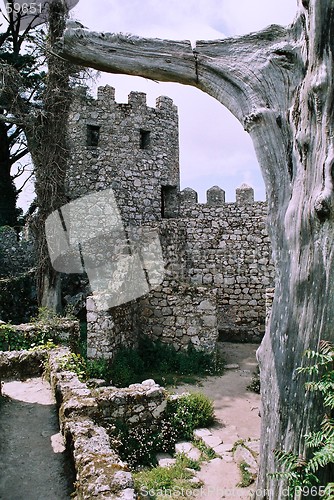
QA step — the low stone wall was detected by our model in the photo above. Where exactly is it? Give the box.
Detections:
[95,380,166,427]
[0,349,47,381]
[64,418,134,499]
[49,348,135,499]
[12,320,80,352]
[0,346,182,497]
[179,195,275,341]
[87,283,218,359]
[49,348,167,499]
[0,319,80,354]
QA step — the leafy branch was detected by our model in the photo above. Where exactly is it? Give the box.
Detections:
[270,340,334,499]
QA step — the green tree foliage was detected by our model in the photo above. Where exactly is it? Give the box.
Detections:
[0,2,91,309]
[0,4,46,228]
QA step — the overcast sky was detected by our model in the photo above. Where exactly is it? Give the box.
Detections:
[17,0,298,207]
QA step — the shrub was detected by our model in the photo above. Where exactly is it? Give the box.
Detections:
[166,393,215,440]
[109,346,145,387]
[114,422,160,468]
[0,307,79,352]
[139,337,225,378]
[107,337,224,387]
[86,358,110,380]
[111,391,215,468]
[57,352,87,381]
[90,337,224,388]
[0,323,54,351]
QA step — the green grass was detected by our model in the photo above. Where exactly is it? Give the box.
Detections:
[193,439,217,461]
[237,461,255,487]
[133,453,203,499]
[85,336,225,388]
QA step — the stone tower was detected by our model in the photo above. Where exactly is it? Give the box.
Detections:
[66,85,180,224]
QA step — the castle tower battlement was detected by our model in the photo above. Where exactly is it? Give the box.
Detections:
[180,183,260,210]
[67,85,179,224]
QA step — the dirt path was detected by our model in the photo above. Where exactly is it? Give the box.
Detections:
[174,342,261,499]
[0,378,74,500]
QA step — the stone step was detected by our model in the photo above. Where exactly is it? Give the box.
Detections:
[175,441,202,461]
[233,444,258,474]
[156,453,176,468]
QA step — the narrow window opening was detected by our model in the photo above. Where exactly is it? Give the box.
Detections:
[140,129,151,149]
[161,185,179,218]
[87,125,100,147]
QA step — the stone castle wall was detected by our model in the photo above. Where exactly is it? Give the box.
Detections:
[86,297,138,359]
[67,86,275,357]
[85,186,274,356]
[179,185,275,340]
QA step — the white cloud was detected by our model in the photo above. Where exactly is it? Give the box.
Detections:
[72,0,227,40]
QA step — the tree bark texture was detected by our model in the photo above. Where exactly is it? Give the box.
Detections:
[56,1,334,496]
[0,118,18,228]
[27,0,72,310]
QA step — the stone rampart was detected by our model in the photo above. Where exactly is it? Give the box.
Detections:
[178,184,275,341]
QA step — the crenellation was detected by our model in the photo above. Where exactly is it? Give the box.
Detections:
[180,187,198,206]
[156,95,176,111]
[236,183,255,204]
[97,84,116,102]
[128,90,147,107]
[207,185,225,206]
[72,85,90,101]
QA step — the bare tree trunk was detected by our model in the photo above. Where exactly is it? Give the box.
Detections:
[0,118,18,228]
[56,0,334,495]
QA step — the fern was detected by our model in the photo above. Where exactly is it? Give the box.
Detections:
[324,392,334,408]
[271,340,334,496]
[324,482,334,499]
[305,430,326,449]
[305,443,334,474]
